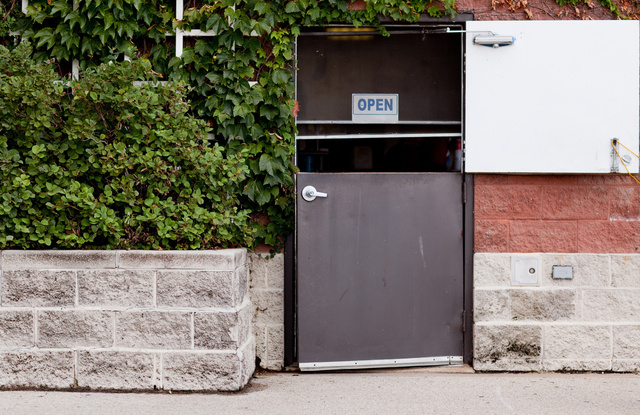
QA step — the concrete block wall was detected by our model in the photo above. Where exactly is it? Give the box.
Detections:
[248,253,285,371]
[474,174,640,372]
[474,253,640,372]
[0,249,254,391]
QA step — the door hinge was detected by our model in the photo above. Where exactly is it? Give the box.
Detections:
[461,310,466,332]
[462,181,467,204]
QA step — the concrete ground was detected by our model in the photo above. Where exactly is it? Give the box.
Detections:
[0,366,639,414]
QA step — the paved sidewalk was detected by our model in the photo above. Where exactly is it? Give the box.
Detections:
[0,367,639,414]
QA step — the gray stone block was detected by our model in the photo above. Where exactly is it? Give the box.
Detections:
[2,250,116,270]
[78,269,154,307]
[254,326,267,367]
[473,254,511,288]
[77,351,155,390]
[473,289,510,322]
[543,359,612,371]
[38,310,114,348]
[582,289,640,322]
[611,255,640,287]
[612,360,640,372]
[239,337,256,387]
[1,270,75,307]
[541,254,610,287]
[543,325,611,360]
[156,270,235,308]
[265,324,284,371]
[162,352,242,391]
[613,325,640,359]
[235,265,249,305]
[0,310,34,348]
[116,310,192,350]
[474,324,542,371]
[249,254,284,290]
[248,254,268,289]
[251,289,284,326]
[510,289,577,321]
[0,351,74,388]
[117,249,246,271]
[194,300,252,350]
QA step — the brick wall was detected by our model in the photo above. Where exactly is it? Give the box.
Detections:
[0,250,254,391]
[475,175,640,254]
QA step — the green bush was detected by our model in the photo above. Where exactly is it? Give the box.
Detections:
[0,42,252,249]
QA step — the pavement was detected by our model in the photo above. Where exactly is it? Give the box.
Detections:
[0,366,639,415]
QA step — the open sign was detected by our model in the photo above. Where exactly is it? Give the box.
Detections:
[352,94,398,124]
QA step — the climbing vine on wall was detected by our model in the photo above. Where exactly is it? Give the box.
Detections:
[5,0,455,251]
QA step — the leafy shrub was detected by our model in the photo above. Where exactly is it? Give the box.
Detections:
[0,42,252,249]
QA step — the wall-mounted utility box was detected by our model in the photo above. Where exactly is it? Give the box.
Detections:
[511,257,540,286]
[465,20,639,173]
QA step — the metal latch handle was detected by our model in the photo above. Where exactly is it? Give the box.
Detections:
[302,185,328,202]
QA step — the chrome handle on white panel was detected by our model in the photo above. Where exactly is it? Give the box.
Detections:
[302,186,328,202]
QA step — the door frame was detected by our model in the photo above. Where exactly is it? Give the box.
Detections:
[285,17,475,367]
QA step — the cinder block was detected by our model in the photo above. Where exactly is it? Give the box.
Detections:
[77,351,155,390]
[249,254,284,290]
[541,186,608,220]
[473,289,510,322]
[541,254,610,287]
[542,359,612,371]
[611,255,640,287]
[474,220,509,253]
[582,289,640,322]
[510,289,577,321]
[156,270,235,308]
[0,310,34,348]
[543,325,611,360]
[510,221,578,253]
[78,269,154,307]
[234,265,249,306]
[194,300,253,350]
[1,270,75,307]
[612,360,640,372]
[266,324,284,371]
[473,254,511,287]
[474,185,542,220]
[162,352,242,391]
[1,250,116,270]
[194,311,238,350]
[0,351,74,388]
[117,249,246,271]
[116,310,191,350]
[610,187,640,220]
[248,254,268,289]
[251,289,284,326]
[613,325,640,359]
[254,326,267,366]
[474,324,542,371]
[239,337,256,387]
[38,310,114,348]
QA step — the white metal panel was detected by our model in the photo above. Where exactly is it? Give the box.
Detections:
[465,21,639,173]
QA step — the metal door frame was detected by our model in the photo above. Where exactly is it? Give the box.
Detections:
[286,17,475,367]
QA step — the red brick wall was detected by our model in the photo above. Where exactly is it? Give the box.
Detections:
[474,175,640,253]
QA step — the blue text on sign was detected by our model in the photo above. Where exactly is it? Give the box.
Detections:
[357,98,394,112]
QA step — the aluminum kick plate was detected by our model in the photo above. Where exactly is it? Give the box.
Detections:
[299,356,463,372]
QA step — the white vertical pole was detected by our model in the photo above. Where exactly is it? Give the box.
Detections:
[175,0,183,57]
[21,0,28,13]
[72,59,79,80]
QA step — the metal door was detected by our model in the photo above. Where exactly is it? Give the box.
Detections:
[297,172,464,370]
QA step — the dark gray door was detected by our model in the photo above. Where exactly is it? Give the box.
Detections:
[297,172,464,370]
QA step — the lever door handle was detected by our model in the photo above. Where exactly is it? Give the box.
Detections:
[302,185,328,202]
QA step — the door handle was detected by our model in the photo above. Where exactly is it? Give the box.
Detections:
[301,186,328,202]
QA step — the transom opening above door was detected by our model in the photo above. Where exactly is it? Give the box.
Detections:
[296,25,463,173]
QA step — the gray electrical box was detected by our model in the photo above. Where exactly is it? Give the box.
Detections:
[552,265,573,280]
